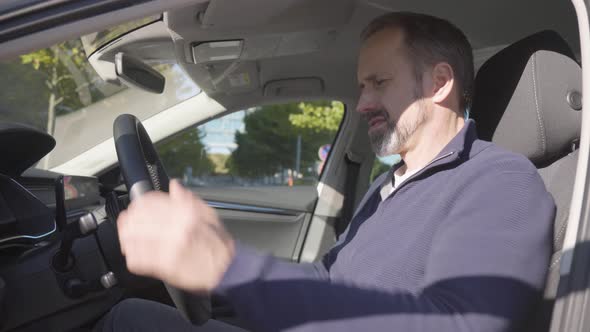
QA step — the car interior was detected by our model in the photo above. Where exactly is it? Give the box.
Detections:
[0,0,587,331]
[471,30,582,331]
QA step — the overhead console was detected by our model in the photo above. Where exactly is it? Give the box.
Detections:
[160,0,355,106]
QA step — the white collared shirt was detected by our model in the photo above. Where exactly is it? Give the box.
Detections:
[379,167,422,201]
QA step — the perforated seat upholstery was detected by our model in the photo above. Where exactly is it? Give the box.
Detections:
[471,30,582,331]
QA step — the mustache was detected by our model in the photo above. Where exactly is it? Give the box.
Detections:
[362,109,391,123]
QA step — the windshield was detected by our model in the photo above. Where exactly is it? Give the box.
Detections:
[80,15,162,56]
[0,33,200,170]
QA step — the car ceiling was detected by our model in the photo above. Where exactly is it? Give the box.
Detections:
[159,0,579,110]
[0,0,580,113]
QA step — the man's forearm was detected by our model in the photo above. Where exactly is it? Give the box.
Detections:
[214,244,536,332]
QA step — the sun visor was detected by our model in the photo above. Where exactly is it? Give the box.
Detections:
[0,123,55,177]
[264,78,324,97]
[206,61,260,94]
[197,0,353,30]
[192,40,243,63]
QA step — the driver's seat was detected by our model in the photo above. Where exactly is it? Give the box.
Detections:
[471,30,582,331]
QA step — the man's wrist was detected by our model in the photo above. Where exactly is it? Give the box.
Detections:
[213,242,269,296]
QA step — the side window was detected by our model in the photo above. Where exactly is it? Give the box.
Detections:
[370,154,401,183]
[156,101,344,190]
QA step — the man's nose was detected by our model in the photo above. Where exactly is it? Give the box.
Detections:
[356,93,379,114]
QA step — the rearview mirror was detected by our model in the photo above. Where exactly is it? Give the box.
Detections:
[115,52,165,94]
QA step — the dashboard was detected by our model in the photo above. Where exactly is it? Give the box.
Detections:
[0,172,102,249]
[0,123,147,331]
[21,174,102,211]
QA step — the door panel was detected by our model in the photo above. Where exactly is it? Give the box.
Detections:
[215,207,310,259]
[195,185,317,259]
[195,185,317,212]
[157,101,345,260]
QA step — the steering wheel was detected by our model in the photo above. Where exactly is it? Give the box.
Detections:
[113,113,211,325]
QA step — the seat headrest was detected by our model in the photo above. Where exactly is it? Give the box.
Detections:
[472,31,582,167]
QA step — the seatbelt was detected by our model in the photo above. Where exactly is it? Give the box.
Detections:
[336,152,362,236]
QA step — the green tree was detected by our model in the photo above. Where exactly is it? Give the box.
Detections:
[370,159,391,183]
[289,101,344,132]
[20,40,91,134]
[229,102,344,180]
[157,127,214,179]
[0,59,49,129]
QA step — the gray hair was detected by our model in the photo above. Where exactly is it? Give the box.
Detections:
[362,12,474,111]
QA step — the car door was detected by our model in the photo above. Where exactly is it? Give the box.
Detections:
[548,0,590,328]
[155,101,345,261]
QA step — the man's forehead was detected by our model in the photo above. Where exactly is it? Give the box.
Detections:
[357,28,406,80]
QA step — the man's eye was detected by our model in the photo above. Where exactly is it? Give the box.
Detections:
[375,79,389,87]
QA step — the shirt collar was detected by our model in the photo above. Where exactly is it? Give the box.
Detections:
[437,118,478,159]
[382,119,478,189]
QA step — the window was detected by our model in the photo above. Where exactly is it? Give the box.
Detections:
[80,15,162,56]
[0,25,200,170]
[156,101,344,257]
[156,101,345,189]
[370,154,401,183]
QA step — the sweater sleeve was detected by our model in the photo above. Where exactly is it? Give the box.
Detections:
[214,169,554,332]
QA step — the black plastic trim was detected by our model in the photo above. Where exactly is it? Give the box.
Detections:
[206,200,301,217]
[0,0,153,43]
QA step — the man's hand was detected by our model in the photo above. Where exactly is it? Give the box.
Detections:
[117,180,235,293]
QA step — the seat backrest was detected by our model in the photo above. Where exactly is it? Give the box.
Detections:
[471,30,582,331]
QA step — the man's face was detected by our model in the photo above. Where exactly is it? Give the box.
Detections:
[356,28,430,157]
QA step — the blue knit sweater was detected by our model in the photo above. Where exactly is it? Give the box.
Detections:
[216,120,555,332]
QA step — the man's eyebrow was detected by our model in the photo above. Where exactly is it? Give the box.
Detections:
[358,73,393,86]
[360,73,378,82]
[358,74,376,87]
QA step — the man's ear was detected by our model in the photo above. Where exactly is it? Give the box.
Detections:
[430,62,455,105]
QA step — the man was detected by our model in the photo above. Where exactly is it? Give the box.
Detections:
[100,12,554,332]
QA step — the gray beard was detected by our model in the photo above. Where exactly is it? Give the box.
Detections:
[369,105,427,157]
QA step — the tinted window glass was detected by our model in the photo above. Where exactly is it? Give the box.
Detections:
[157,101,345,188]
[370,154,401,183]
[0,34,200,169]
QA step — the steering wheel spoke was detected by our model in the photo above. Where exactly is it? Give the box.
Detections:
[113,113,211,325]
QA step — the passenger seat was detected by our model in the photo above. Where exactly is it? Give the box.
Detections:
[471,30,582,331]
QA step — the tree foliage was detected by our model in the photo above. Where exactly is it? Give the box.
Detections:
[157,127,214,179]
[0,59,49,128]
[289,101,344,132]
[370,159,391,183]
[229,102,344,179]
[19,40,95,134]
